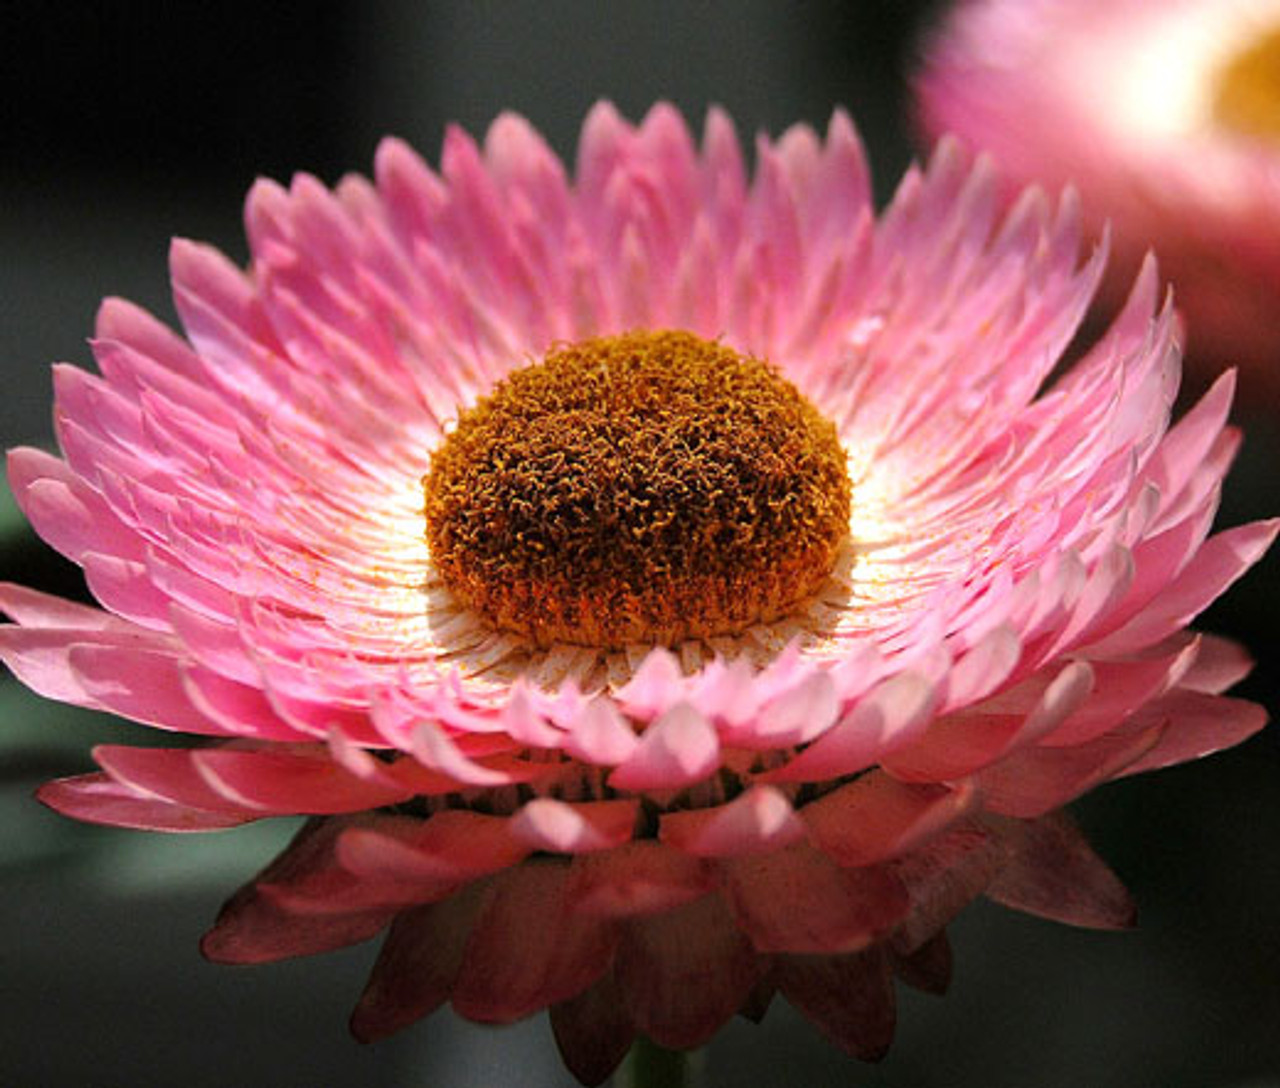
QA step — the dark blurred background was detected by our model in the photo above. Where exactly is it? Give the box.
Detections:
[1,2,1276,1086]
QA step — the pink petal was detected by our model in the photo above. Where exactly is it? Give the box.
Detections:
[613,892,762,1049]
[659,784,806,857]
[562,694,640,766]
[976,725,1164,818]
[265,689,385,748]
[888,930,952,995]
[763,670,937,783]
[691,653,763,730]
[890,821,1006,953]
[724,845,909,954]
[549,971,636,1088]
[191,747,414,814]
[410,720,541,787]
[1147,371,1236,518]
[260,847,459,918]
[68,641,231,735]
[167,603,260,686]
[882,661,1094,781]
[564,841,717,917]
[169,238,291,408]
[337,810,530,885]
[614,648,686,720]
[984,812,1135,929]
[350,883,487,1042]
[233,815,443,918]
[202,894,391,965]
[0,582,131,631]
[93,744,251,814]
[0,627,125,708]
[1083,507,1219,647]
[729,669,839,748]
[181,665,318,743]
[1045,543,1136,657]
[802,771,978,867]
[451,862,616,1023]
[7,447,144,565]
[1042,639,1199,747]
[201,819,394,963]
[94,295,209,384]
[327,730,464,798]
[508,798,641,854]
[500,681,564,748]
[91,329,235,433]
[374,136,447,245]
[608,703,720,791]
[700,107,747,244]
[1115,690,1269,778]
[775,947,896,1060]
[940,624,1022,711]
[37,772,252,832]
[484,111,571,210]
[1178,633,1253,694]
[81,551,173,630]
[1096,520,1279,652]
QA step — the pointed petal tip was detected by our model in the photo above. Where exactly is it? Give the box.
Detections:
[549,975,636,1087]
[509,797,639,854]
[583,98,626,130]
[347,1010,381,1046]
[775,948,897,1061]
[1208,365,1238,405]
[616,647,685,719]
[607,702,720,792]
[985,812,1137,930]
[890,930,953,995]
[660,784,804,858]
[200,885,393,965]
[37,773,253,832]
[348,987,426,1046]
[93,294,139,335]
[167,234,215,272]
[373,135,433,187]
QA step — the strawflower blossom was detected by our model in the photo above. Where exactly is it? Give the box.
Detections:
[916,0,1280,405]
[3,103,1275,1085]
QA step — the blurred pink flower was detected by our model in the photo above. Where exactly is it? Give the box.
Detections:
[917,0,1280,406]
[4,104,1273,1085]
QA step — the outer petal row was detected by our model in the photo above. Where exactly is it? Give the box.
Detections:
[199,805,1132,1083]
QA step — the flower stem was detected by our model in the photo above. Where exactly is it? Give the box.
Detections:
[613,1037,702,1088]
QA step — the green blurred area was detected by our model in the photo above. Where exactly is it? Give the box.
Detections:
[0,473,26,541]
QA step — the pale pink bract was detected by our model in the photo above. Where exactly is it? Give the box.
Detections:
[3,103,1273,1085]
[916,0,1280,406]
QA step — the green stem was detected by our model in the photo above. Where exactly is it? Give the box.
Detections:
[613,1037,703,1088]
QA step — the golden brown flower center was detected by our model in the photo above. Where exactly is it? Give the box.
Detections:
[1213,23,1280,141]
[423,330,851,648]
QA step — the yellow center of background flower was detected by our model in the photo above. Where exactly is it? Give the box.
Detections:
[1213,23,1280,140]
[423,330,851,648]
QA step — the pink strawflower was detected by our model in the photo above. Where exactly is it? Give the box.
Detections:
[4,103,1273,1085]
[916,0,1280,407]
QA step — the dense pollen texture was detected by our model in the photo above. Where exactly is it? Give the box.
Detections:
[423,330,852,647]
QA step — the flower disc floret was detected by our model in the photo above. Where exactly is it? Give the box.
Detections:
[423,330,851,648]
